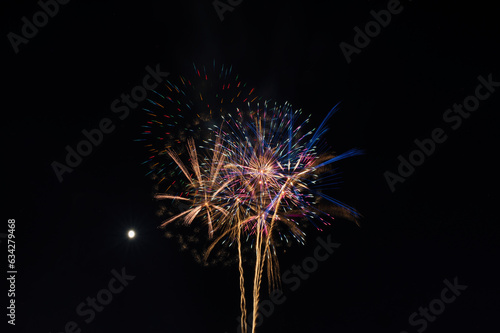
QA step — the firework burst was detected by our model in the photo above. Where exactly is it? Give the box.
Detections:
[137,61,260,194]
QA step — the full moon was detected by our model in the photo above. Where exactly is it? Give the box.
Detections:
[127,230,136,239]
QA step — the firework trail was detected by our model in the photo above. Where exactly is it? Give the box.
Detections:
[146,65,361,333]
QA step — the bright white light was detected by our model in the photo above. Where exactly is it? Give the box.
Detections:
[127,230,136,239]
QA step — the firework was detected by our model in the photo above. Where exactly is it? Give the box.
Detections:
[153,96,361,332]
[138,62,263,267]
[137,61,260,194]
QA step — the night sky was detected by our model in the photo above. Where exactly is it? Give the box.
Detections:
[2,0,500,332]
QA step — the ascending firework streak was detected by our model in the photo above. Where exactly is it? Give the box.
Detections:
[153,98,362,333]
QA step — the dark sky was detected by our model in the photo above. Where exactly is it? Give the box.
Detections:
[2,0,499,332]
